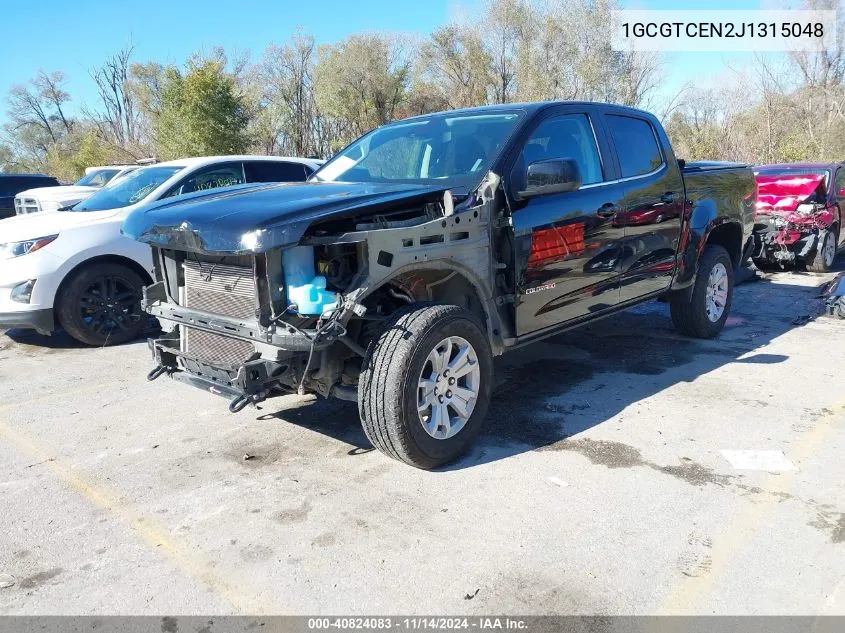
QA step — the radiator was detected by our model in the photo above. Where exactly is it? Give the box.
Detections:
[182,259,256,365]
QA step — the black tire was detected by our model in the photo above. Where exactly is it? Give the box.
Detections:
[57,263,146,346]
[806,228,837,273]
[358,304,493,469]
[670,245,733,339]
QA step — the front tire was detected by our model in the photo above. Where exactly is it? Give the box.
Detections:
[670,245,733,339]
[806,228,837,273]
[57,263,146,346]
[358,304,493,469]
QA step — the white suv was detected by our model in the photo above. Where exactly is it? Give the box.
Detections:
[0,155,322,345]
[14,165,141,215]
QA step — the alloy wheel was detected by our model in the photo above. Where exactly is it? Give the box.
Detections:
[78,275,142,337]
[704,262,729,323]
[417,335,481,440]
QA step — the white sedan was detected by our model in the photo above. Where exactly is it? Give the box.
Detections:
[0,155,322,346]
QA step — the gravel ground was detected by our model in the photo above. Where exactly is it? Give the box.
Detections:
[0,265,843,615]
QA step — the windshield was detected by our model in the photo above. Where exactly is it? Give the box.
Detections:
[72,166,183,212]
[313,111,523,188]
[75,169,121,187]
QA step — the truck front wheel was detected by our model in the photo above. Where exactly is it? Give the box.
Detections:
[358,304,493,469]
[670,245,733,339]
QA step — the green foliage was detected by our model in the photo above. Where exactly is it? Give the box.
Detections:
[46,128,114,181]
[153,59,251,160]
[314,34,411,148]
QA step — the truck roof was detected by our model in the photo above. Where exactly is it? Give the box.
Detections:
[397,101,653,124]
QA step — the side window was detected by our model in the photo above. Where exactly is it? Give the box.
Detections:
[165,163,245,198]
[518,114,604,187]
[244,161,308,183]
[605,115,663,178]
[834,168,845,197]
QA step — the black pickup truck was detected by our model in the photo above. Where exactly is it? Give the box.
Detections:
[123,102,756,469]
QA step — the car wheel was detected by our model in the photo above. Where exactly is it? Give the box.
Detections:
[806,228,837,273]
[655,214,665,223]
[57,263,146,346]
[670,245,733,339]
[358,303,493,469]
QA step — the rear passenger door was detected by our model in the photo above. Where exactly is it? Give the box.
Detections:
[244,160,311,183]
[510,106,627,336]
[604,113,685,302]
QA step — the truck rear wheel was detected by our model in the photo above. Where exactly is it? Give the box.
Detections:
[670,245,733,339]
[358,304,493,469]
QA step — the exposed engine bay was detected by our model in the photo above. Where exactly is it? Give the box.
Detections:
[139,175,507,412]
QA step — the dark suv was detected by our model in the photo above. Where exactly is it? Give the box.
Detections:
[0,174,61,219]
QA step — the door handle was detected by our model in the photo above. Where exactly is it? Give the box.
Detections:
[596,203,620,218]
[661,192,677,204]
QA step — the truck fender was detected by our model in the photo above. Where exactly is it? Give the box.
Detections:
[348,259,505,355]
[672,199,741,290]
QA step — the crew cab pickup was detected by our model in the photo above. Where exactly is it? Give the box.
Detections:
[124,102,756,469]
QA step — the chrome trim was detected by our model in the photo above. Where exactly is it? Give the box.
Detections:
[578,163,667,191]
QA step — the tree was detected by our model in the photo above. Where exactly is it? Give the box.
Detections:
[314,34,411,148]
[46,126,115,182]
[152,58,251,160]
[417,26,492,109]
[258,31,327,157]
[86,45,144,156]
[483,0,529,103]
[5,70,74,166]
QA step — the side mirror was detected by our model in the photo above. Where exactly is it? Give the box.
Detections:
[518,158,582,199]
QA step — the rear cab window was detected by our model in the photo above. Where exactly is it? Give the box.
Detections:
[604,114,664,178]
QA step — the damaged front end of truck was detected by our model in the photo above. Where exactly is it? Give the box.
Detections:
[122,177,507,413]
[751,172,838,269]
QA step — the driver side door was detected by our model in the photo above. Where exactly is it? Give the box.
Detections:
[510,107,627,337]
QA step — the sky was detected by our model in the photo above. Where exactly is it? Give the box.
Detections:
[0,0,780,125]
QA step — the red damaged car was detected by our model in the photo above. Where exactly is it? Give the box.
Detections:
[751,163,843,272]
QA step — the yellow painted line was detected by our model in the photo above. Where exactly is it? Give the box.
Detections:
[0,418,282,614]
[658,402,845,615]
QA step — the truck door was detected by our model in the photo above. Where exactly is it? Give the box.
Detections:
[510,108,627,337]
[603,113,685,302]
